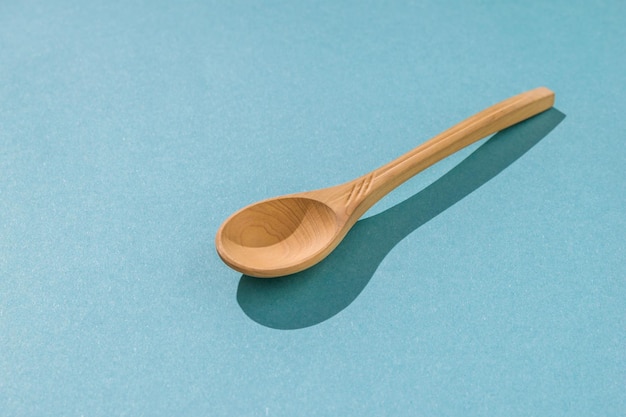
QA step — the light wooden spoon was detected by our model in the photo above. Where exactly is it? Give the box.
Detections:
[216,87,555,278]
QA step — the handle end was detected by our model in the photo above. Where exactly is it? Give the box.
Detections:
[532,86,555,108]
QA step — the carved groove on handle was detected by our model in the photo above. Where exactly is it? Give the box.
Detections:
[345,173,375,208]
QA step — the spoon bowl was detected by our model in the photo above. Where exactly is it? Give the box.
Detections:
[216,87,555,277]
[217,196,341,277]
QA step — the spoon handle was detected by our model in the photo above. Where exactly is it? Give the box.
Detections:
[345,87,555,219]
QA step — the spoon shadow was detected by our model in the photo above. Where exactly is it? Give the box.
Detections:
[237,108,565,330]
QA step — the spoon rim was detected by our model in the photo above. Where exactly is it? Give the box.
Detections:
[215,194,344,278]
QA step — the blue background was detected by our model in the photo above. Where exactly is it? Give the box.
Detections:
[1,1,624,416]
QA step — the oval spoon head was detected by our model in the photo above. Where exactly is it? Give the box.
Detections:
[216,196,342,277]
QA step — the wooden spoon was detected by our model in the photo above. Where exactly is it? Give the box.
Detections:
[216,87,555,278]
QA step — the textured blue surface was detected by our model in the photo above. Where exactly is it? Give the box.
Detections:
[1,1,624,416]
